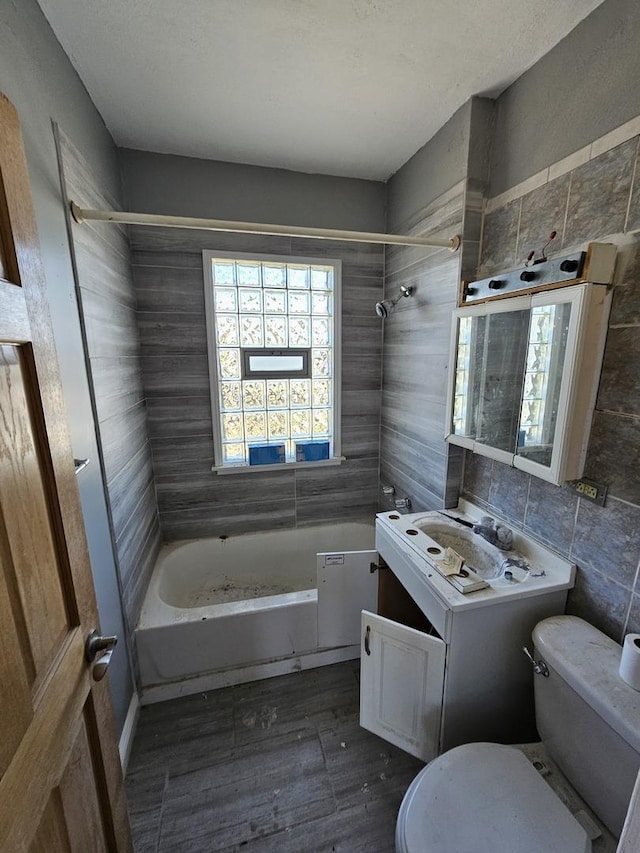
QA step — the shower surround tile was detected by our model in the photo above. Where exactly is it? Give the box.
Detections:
[132,229,384,541]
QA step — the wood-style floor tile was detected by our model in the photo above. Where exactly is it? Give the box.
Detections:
[126,662,422,852]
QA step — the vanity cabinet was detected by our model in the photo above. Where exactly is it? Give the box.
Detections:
[445,283,612,484]
[316,508,574,764]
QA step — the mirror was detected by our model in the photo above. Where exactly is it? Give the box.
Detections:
[446,284,610,484]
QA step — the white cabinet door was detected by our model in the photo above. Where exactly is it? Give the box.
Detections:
[360,610,445,762]
[317,550,378,648]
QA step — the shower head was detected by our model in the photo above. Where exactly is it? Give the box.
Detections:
[375,285,413,319]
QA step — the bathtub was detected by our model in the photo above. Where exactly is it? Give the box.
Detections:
[136,521,375,702]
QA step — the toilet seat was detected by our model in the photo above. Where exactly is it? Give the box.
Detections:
[396,742,591,853]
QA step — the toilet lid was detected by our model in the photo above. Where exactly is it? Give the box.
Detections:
[397,743,590,853]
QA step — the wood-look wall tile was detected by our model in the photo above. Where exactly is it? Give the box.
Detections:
[91,356,145,424]
[74,229,136,309]
[150,436,215,480]
[156,469,294,514]
[294,458,377,499]
[381,392,448,449]
[128,225,292,257]
[341,414,380,459]
[523,478,578,556]
[131,249,202,270]
[563,139,637,248]
[108,442,156,537]
[566,565,632,643]
[379,458,442,512]
[290,238,384,279]
[597,326,640,415]
[379,425,447,500]
[478,199,520,276]
[516,174,570,263]
[342,389,382,417]
[295,493,378,525]
[121,525,162,631]
[340,275,384,318]
[159,501,296,541]
[141,354,211,398]
[116,482,160,587]
[133,265,205,313]
[145,396,213,440]
[81,287,141,359]
[138,312,207,357]
[571,496,640,588]
[100,400,149,486]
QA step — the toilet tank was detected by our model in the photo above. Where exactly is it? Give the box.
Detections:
[533,615,640,838]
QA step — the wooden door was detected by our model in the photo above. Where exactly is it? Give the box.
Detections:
[0,94,132,850]
[360,610,445,762]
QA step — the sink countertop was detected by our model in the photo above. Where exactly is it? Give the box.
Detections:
[375,500,576,613]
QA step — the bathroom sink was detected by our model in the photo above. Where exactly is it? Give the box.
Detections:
[414,522,507,579]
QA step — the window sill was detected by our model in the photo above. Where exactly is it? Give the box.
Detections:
[212,456,346,475]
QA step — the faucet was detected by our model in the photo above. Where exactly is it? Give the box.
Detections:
[473,516,513,551]
[394,497,412,512]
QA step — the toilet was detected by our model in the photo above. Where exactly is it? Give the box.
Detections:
[396,615,640,852]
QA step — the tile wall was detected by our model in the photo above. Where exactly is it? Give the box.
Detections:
[129,227,383,539]
[379,182,467,511]
[464,130,640,641]
[58,131,161,634]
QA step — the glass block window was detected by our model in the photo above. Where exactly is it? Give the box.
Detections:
[519,304,559,446]
[204,252,341,467]
[452,315,473,435]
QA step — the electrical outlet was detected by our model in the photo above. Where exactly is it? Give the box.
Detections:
[570,478,607,506]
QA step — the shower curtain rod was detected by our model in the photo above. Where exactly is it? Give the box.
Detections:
[69,201,461,251]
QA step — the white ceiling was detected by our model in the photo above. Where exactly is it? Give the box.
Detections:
[39,0,604,181]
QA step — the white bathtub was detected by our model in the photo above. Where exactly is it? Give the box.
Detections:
[136,521,375,702]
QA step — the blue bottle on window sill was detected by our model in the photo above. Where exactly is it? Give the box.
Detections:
[248,443,286,465]
[295,440,330,462]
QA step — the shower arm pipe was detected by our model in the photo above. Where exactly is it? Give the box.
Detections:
[69,201,461,251]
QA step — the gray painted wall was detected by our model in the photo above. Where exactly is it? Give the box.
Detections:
[386,101,471,233]
[0,0,134,732]
[120,149,386,232]
[490,0,640,196]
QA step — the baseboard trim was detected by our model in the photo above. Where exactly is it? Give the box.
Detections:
[139,645,360,706]
[118,691,140,772]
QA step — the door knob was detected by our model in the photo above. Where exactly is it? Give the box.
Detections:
[85,630,118,681]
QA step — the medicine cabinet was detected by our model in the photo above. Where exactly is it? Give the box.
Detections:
[445,282,612,484]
